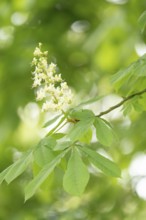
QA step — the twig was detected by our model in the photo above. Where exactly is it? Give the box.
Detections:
[97,88,146,117]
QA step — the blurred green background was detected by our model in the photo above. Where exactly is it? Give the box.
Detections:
[1,0,146,219]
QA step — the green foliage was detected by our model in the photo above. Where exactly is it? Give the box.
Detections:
[2,42,146,202]
[68,109,95,121]
[122,96,144,115]
[63,147,89,196]
[1,66,146,199]
[79,128,92,144]
[67,110,95,142]
[111,54,146,95]
[43,114,62,128]
[94,117,114,146]
[80,146,121,177]
[25,149,69,201]
[0,151,32,184]
[34,144,56,167]
[53,140,72,151]
[1,1,146,218]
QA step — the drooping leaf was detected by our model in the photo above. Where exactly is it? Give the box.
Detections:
[4,151,33,184]
[67,116,95,142]
[63,147,89,196]
[25,148,69,201]
[43,114,62,128]
[80,146,121,177]
[94,117,114,146]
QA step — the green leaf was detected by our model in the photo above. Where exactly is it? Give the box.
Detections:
[80,146,121,177]
[38,136,57,148]
[79,128,92,144]
[138,11,146,32]
[43,114,62,128]
[67,116,95,142]
[34,145,56,167]
[51,133,65,139]
[25,149,69,201]
[111,63,134,93]
[63,148,89,196]
[34,136,57,167]
[0,167,12,184]
[4,151,32,184]
[122,96,144,116]
[47,115,66,136]
[111,55,146,95]
[54,141,72,151]
[69,109,95,121]
[94,117,114,146]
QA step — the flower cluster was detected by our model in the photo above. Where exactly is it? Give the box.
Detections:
[32,43,73,112]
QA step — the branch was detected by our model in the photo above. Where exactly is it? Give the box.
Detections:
[97,88,146,117]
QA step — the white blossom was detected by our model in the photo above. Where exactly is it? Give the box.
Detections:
[32,43,74,112]
[36,88,46,100]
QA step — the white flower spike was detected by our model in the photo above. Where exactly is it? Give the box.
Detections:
[32,43,74,112]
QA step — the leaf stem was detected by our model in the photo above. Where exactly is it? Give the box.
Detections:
[97,88,146,117]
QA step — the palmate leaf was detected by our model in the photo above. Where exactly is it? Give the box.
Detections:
[63,147,89,196]
[0,151,33,184]
[80,146,121,177]
[25,148,69,201]
[94,117,114,146]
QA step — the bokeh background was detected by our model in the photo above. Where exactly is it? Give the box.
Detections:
[1,0,146,219]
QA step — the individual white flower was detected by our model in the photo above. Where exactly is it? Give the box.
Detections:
[33,47,42,57]
[31,57,38,66]
[36,88,46,100]
[42,101,50,111]
[54,74,62,82]
[32,77,42,87]
[48,63,56,72]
